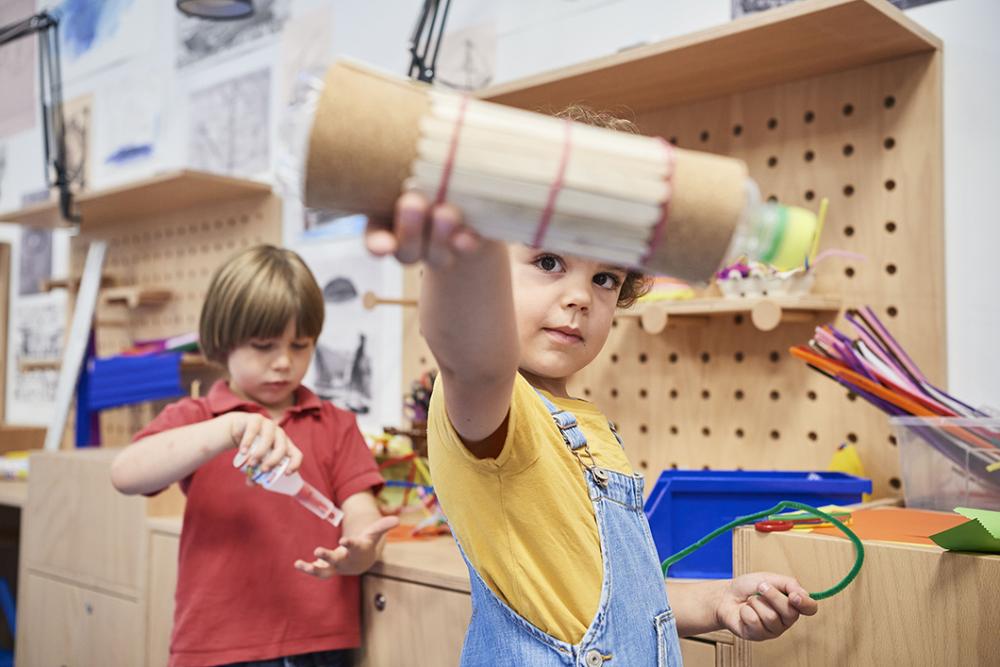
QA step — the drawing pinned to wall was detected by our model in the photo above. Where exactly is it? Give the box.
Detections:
[188,68,270,177]
[732,0,947,17]
[434,23,496,91]
[292,237,403,435]
[19,228,52,296]
[98,68,163,169]
[177,0,291,68]
[0,0,37,137]
[63,93,92,194]
[6,290,66,425]
[45,0,148,80]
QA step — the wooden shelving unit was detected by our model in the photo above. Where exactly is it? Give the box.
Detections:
[625,296,842,333]
[0,169,271,230]
[480,0,939,111]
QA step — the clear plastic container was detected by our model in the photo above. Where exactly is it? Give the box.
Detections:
[890,417,1000,512]
[233,449,344,526]
[726,180,819,272]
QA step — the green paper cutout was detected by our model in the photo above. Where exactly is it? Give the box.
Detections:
[929,507,1000,553]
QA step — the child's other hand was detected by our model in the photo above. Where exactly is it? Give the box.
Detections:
[294,515,400,578]
[715,573,818,641]
[226,413,303,475]
[365,191,481,268]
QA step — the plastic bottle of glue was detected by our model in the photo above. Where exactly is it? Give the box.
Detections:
[233,444,344,527]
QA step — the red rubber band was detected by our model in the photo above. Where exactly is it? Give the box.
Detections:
[435,95,470,205]
[641,138,676,265]
[532,119,573,248]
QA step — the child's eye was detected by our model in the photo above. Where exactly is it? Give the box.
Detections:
[291,341,312,350]
[250,342,274,351]
[593,272,622,290]
[534,255,563,273]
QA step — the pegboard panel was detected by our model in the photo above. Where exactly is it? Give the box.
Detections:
[402,52,943,500]
[68,193,283,446]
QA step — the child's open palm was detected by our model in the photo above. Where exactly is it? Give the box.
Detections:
[294,515,399,578]
[715,573,819,641]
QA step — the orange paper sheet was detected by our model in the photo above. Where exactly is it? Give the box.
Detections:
[811,507,967,546]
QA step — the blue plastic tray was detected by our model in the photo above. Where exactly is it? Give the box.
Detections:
[644,470,871,578]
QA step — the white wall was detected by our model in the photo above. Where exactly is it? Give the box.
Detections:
[0,0,995,410]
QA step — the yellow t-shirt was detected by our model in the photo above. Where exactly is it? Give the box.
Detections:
[428,372,634,644]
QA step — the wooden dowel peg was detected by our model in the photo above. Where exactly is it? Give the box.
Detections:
[362,291,418,310]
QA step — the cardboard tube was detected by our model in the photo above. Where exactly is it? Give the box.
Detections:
[305,61,430,217]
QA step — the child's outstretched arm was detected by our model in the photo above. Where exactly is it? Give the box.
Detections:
[367,192,520,455]
[667,574,818,640]
[111,412,303,495]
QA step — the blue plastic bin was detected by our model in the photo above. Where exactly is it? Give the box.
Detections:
[644,470,871,579]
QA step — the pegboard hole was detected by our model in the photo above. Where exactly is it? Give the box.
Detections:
[769,351,781,363]
[883,95,896,109]
[611,318,618,328]
[669,426,678,435]
[734,389,745,401]
[804,190,815,201]
[638,352,648,364]
[884,179,897,191]
[887,305,898,318]
[807,390,818,401]
[889,435,898,446]
[639,388,648,399]
[735,351,745,363]
[766,194,779,203]
[734,314,744,325]
[845,267,855,278]
[610,388,619,398]
[610,353,619,363]
[700,352,711,363]
[808,431,818,442]
[886,263,897,276]
[847,432,858,443]
[804,150,815,162]
[889,477,902,490]
[843,184,855,197]
[735,428,745,439]
[639,424,648,434]
[668,136,678,146]
[670,389,679,399]
[701,389,711,400]
[842,103,854,116]
[699,130,710,142]
[769,390,781,401]
[847,391,858,402]
[732,124,743,137]
[583,388,592,397]
[804,110,815,123]
[767,156,779,168]
[886,221,897,233]
[770,430,781,440]
[842,144,854,157]
[670,462,679,469]
[669,353,678,364]
[767,117,779,130]
[639,460,649,470]
[702,427,711,437]
[884,137,896,150]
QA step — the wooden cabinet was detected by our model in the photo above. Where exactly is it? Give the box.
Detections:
[358,575,470,667]
[16,449,183,667]
[146,522,181,667]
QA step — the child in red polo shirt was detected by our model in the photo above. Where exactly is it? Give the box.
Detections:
[111,245,397,667]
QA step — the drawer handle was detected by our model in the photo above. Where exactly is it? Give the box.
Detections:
[373,593,386,612]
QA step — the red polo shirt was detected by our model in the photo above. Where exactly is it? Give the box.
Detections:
[134,380,384,667]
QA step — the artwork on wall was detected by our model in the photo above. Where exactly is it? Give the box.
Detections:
[18,228,52,296]
[0,0,37,138]
[47,0,149,80]
[63,93,93,194]
[732,0,948,18]
[177,0,291,68]
[99,67,162,168]
[188,68,270,177]
[434,22,497,91]
[5,290,66,425]
[291,237,402,436]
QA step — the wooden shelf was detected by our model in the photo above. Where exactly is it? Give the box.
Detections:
[0,170,272,229]
[102,286,173,309]
[481,0,940,112]
[623,295,841,333]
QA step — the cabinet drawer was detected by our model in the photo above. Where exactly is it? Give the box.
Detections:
[680,637,718,666]
[358,575,470,667]
[16,573,142,667]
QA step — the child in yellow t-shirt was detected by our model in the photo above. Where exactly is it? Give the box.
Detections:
[367,123,818,665]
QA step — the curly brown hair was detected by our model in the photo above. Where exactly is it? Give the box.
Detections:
[553,105,652,309]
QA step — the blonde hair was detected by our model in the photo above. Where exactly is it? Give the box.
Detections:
[199,245,324,363]
[554,105,651,308]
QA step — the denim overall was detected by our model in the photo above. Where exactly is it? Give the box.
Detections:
[453,392,684,666]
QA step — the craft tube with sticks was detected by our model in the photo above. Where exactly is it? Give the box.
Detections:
[296,60,816,282]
